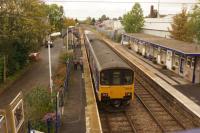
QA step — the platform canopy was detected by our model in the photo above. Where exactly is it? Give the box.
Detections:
[50,32,61,37]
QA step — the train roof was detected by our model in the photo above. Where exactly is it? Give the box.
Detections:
[86,33,131,71]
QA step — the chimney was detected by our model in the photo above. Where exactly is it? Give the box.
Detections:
[150,5,154,18]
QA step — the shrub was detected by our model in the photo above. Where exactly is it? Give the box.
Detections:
[59,52,73,64]
[153,60,157,64]
[114,34,122,43]
[25,87,56,132]
[172,66,176,70]
[162,65,167,69]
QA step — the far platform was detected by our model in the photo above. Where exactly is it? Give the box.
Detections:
[102,37,200,119]
[125,47,200,105]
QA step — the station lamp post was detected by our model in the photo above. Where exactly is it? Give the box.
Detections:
[67,28,69,52]
[68,26,75,49]
[48,39,53,94]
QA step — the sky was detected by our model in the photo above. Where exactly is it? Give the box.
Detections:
[44,0,198,20]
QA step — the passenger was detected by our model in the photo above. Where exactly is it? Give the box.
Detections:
[80,59,83,72]
[74,60,77,70]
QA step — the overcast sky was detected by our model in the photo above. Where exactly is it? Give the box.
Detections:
[44,0,198,20]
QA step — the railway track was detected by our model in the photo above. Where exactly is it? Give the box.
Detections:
[100,111,137,133]
[135,78,186,132]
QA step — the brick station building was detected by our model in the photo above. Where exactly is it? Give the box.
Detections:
[121,33,200,84]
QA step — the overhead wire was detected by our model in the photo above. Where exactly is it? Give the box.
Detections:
[43,0,198,5]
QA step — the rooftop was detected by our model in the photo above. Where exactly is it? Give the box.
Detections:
[124,33,200,56]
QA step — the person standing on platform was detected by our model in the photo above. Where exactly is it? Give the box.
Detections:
[74,60,77,70]
[79,58,83,72]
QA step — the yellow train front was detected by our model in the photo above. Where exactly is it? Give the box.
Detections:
[85,30,134,107]
[99,68,134,106]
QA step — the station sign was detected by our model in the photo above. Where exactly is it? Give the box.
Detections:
[0,92,25,133]
[12,99,24,133]
[0,113,8,133]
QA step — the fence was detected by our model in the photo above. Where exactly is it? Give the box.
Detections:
[0,56,4,83]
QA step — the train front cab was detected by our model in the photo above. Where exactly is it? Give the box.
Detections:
[98,68,134,106]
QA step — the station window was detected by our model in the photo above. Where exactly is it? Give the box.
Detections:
[174,53,179,66]
[191,58,195,69]
[186,57,191,67]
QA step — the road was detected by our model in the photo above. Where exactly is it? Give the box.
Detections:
[0,38,64,108]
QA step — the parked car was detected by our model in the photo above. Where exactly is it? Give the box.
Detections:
[29,52,40,61]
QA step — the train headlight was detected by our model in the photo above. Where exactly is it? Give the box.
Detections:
[125,92,132,96]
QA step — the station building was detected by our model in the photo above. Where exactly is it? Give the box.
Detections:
[121,33,200,84]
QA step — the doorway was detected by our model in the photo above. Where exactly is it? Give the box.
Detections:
[180,58,185,74]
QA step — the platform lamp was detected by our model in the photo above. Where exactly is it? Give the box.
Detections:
[48,37,53,94]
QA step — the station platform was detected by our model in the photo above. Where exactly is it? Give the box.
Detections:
[125,47,200,105]
[102,37,200,119]
[81,31,102,133]
[60,29,102,133]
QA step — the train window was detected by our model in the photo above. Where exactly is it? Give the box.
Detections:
[112,71,121,85]
[122,70,133,85]
[100,69,133,85]
[100,71,110,85]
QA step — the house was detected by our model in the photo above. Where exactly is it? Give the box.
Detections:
[101,19,124,30]
[142,15,174,38]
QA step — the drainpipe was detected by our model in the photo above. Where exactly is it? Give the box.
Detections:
[192,56,197,83]
[121,34,124,45]
[3,55,6,82]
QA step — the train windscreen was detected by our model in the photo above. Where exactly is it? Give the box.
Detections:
[100,69,133,85]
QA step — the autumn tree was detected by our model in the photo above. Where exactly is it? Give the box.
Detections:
[122,3,144,33]
[189,4,200,43]
[63,17,76,28]
[0,0,59,80]
[169,8,193,42]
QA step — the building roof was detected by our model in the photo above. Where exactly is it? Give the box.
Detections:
[124,33,200,56]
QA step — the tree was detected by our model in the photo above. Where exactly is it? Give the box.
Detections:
[0,0,54,80]
[122,3,144,33]
[99,14,109,22]
[84,17,92,25]
[63,17,76,28]
[189,4,200,43]
[91,18,96,25]
[47,4,64,31]
[118,16,122,20]
[169,8,193,42]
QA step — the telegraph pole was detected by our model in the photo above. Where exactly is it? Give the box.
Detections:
[157,0,160,18]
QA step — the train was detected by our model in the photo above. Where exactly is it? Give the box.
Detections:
[84,30,134,107]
